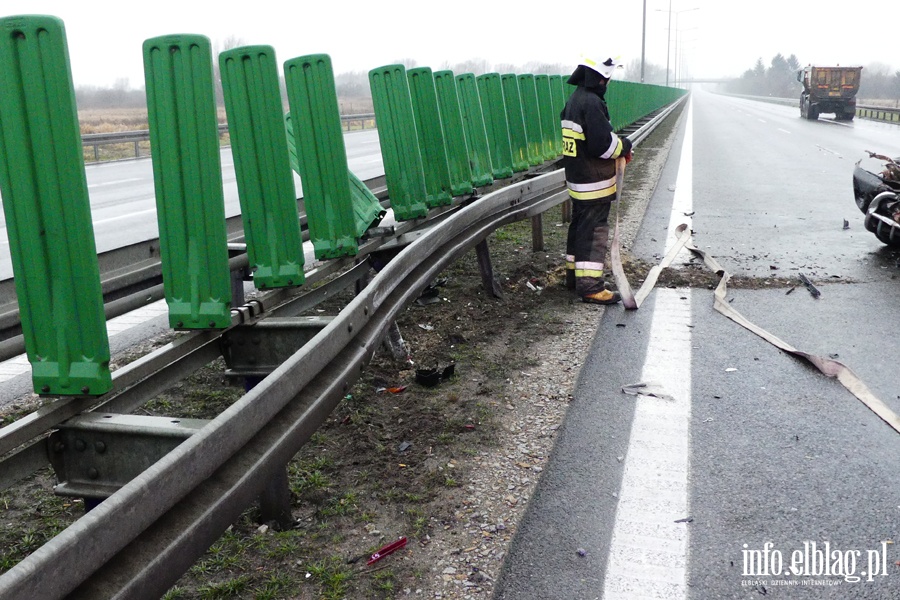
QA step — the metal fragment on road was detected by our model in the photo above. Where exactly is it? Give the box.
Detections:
[798,273,821,298]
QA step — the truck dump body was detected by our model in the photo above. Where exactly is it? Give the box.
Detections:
[797,66,862,121]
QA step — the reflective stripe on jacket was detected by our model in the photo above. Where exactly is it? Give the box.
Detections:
[560,85,629,201]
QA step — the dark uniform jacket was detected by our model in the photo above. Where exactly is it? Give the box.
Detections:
[560,77,631,202]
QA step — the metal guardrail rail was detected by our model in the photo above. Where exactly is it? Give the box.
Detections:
[81,114,377,162]
[0,96,685,600]
[724,93,900,123]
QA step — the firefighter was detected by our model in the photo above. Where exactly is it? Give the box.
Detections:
[561,53,633,304]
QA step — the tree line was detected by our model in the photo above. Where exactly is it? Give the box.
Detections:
[723,53,900,100]
[74,55,572,112]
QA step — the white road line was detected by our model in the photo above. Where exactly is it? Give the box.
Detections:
[777,128,791,134]
[603,289,693,600]
[666,99,694,265]
[603,97,694,600]
[94,206,157,225]
[88,178,142,188]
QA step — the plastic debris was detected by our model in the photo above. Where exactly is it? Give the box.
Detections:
[621,381,675,401]
[398,441,411,453]
[367,537,407,565]
[674,516,694,523]
[415,363,455,387]
[576,548,587,557]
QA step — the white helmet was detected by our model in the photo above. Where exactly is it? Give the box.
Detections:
[579,54,623,79]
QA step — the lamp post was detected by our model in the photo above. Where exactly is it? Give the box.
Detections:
[657,4,699,87]
[641,0,647,82]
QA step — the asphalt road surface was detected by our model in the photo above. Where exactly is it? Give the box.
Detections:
[493,90,900,599]
[0,129,384,280]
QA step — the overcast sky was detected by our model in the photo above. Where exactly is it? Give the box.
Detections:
[2,0,897,88]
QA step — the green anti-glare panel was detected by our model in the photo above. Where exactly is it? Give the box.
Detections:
[220,45,304,289]
[549,74,566,154]
[535,74,559,161]
[369,64,428,221]
[454,73,493,187]
[283,112,384,252]
[500,74,530,173]
[606,80,686,133]
[143,34,232,329]
[285,54,384,258]
[432,70,473,196]
[517,74,544,166]
[407,67,453,207]
[476,73,513,180]
[0,15,111,396]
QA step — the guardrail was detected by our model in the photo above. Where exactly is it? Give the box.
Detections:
[82,114,377,162]
[857,104,900,123]
[0,12,687,598]
[724,93,900,123]
[0,101,684,599]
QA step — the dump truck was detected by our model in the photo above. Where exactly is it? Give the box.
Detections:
[797,65,862,121]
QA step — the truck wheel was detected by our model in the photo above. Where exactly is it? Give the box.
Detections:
[807,106,819,120]
[800,97,808,118]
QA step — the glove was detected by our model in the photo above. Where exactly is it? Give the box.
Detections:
[620,137,633,164]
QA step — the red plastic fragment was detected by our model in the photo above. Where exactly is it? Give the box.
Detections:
[367,536,407,565]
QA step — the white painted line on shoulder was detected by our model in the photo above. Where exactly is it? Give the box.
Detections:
[666,99,693,265]
[604,95,695,600]
[602,289,692,600]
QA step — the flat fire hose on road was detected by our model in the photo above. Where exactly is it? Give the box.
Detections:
[610,157,691,310]
[609,157,900,434]
[686,243,900,435]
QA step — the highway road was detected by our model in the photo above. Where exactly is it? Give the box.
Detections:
[0,129,385,280]
[494,89,900,599]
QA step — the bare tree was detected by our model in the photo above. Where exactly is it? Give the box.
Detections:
[213,35,246,107]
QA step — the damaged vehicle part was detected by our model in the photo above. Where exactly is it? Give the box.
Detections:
[852,151,900,247]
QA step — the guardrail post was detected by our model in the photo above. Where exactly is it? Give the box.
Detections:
[432,70,474,196]
[535,75,560,161]
[285,54,385,257]
[369,64,429,221]
[220,45,305,288]
[517,74,544,166]
[455,73,493,187]
[407,67,453,207]
[476,73,514,180]
[143,34,232,329]
[259,466,293,529]
[500,74,530,173]
[0,15,112,396]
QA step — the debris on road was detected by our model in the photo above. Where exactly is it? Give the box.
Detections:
[798,273,821,298]
[621,381,675,401]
